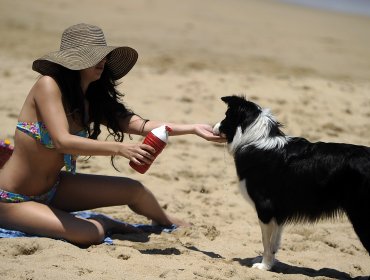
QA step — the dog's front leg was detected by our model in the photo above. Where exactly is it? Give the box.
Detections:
[253,219,279,270]
[270,222,283,256]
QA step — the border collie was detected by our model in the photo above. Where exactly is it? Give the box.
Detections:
[213,95,370,270]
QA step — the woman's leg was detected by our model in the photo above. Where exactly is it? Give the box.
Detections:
[0,201,137,246]
[50,172,186,227]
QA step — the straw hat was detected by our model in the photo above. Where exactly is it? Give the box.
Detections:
[32,23,138,80]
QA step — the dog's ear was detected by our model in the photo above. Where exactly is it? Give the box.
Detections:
[221,96,231,104]
[221,95,246,106]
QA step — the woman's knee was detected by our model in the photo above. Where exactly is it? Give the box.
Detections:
[129,180,150,203]
[68,219,106,246]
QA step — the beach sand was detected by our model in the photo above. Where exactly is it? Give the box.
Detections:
[0,0,370,279]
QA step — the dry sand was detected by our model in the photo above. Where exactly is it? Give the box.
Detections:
[0,0,370,279]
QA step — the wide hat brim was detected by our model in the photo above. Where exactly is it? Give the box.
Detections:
[32,45,138,80]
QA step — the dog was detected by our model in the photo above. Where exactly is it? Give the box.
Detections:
[213,95,370,270]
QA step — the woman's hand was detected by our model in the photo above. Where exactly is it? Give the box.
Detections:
[119,143,156,165]
[193,124,226,143]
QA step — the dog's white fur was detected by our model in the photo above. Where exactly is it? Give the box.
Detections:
[214,108,288,155]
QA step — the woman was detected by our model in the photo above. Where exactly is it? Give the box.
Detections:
[0,23,223,246]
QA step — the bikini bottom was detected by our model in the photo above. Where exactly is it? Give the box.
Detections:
[0,179,59,205]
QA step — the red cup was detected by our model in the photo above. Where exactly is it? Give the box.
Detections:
[129,126,172,174]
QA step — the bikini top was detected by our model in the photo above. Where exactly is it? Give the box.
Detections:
[16,121,88,174]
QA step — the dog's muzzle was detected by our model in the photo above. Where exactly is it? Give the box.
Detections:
[213,123,226,138]
[213,123,221,135]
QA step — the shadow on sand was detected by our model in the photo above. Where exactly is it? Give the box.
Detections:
[233,256,369,280]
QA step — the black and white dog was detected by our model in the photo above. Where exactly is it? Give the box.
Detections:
[213,95,370,270]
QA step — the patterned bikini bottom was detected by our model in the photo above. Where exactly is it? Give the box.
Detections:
[0,179,59,205]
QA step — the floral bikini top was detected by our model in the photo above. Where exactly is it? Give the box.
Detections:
[16,121,88,174]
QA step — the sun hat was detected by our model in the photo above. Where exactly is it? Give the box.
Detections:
[32,23,138,80]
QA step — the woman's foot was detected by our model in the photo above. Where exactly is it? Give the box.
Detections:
[152,215,191,227]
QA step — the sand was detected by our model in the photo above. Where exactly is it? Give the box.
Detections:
[0,0,370,279]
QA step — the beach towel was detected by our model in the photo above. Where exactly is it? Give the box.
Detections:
[0,211,177,245]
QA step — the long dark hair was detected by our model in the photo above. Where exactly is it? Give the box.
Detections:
[86,68,134,141]
[48,64,133,141]
[47,64,134,169]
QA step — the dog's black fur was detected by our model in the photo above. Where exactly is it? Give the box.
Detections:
[213,95,370,270]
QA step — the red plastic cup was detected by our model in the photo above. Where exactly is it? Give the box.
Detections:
[129,126,172,174]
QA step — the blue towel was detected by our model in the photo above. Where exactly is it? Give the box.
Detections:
[0,211,177,245]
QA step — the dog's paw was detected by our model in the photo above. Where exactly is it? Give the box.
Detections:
[252,262,272,271]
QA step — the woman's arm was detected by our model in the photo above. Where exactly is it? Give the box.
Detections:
[32,76,155,165]
[120,114,225,142]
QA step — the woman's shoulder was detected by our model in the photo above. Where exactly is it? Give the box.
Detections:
[35,75,59,87]
[31,76,61,98]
